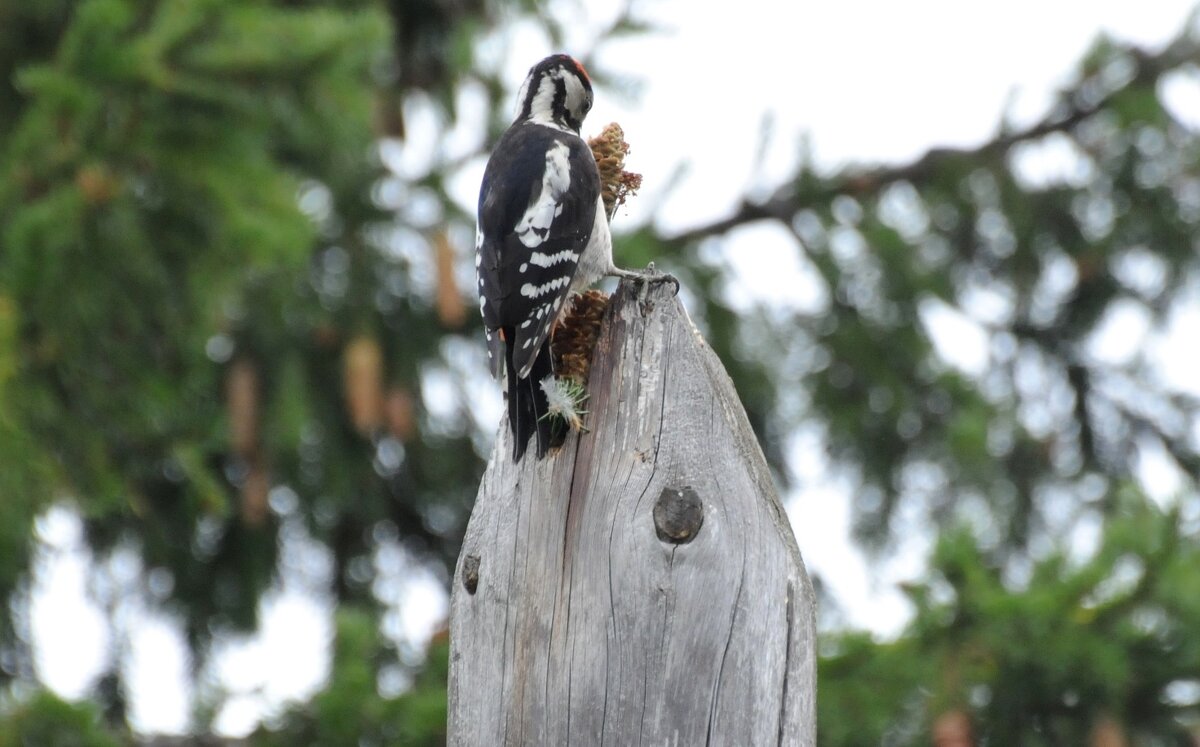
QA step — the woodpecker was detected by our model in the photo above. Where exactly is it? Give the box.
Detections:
[477,54,666,462]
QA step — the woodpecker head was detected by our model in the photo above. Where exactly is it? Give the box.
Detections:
[513,54,594,134]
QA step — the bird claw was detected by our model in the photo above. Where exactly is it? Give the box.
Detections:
[636,263,680,303]
[610,263,680,298]
[644,263,680,296]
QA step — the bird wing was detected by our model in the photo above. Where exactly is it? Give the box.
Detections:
[477,124,599,380]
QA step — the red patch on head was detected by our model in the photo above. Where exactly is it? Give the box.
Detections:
[571,57,590,84]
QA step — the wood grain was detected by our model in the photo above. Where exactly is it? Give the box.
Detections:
[449,281,815,746]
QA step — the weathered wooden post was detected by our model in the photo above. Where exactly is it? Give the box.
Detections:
[448,280,816,745]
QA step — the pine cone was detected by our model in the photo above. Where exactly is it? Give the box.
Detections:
[552,290,610,387]
[588,123,642,218]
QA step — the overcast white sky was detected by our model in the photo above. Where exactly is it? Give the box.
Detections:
[28,0,1200,737]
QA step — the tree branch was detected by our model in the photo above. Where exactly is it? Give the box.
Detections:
[665,37,1199,247]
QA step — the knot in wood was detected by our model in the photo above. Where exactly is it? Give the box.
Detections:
[462,554,481,595]
[653,486,704,544]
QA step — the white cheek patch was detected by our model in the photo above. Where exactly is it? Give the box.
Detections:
[527,76,557,124]
[513,140,571,248]
[534,76,555,108]
[562,74,586,118]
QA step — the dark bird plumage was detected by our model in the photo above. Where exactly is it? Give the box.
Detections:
[476,54,605,461]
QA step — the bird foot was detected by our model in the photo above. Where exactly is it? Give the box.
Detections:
[607,262,680,297]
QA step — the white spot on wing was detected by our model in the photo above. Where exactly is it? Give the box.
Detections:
[513,140,571,249]
[530,249,579,267]
[521,277,569,298]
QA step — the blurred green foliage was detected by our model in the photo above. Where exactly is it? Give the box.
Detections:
[0,689,123,747]
[0,0,1198,744]
[1,0,489,742]
[820,491,1200,745]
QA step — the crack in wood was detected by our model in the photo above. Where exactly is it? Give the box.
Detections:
[448,281,816,746]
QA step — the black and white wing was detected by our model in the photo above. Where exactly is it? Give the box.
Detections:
[477,124,599,380]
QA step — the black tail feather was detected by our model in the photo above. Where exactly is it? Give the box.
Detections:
[505,332,554,462]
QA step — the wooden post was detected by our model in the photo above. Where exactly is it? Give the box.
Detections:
[448,281,816,745]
